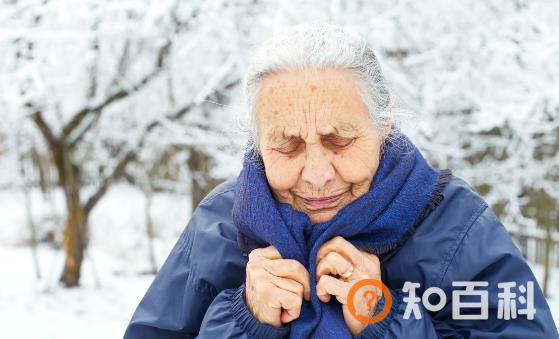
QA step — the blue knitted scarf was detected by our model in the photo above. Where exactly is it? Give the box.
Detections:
[233,134,451,338]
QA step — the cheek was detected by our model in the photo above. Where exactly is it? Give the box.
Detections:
[263,155,303,192]
[333,145,380,183]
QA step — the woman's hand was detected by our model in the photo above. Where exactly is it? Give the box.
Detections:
[316,236,382,336]
[245,245,311,328]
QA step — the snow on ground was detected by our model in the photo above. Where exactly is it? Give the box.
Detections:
[0,246,154,339]
[0,184,558,338]
[0,183,190,339]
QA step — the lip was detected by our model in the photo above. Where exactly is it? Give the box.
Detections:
[301,193,345,210]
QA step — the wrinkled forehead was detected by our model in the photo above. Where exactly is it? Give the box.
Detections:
[255,69,371,138]
[256,68,364,104]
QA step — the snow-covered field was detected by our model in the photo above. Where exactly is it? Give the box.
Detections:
[0,246,154,339]
[0,184,557,338]
[0,184,191,339]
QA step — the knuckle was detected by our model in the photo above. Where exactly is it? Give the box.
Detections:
[246,259,257,271]
[326,251,340,263]
[316,261,330,276]
[364,252,380,269]
[336,295,347,305]
[317,274,329,286]
[294,281,304,296]
[248,248,260,261]
[246,263,261,278]
[291,262,306,277]
[251,267,266,280]
[291,260,305,275]
[287,292,302,309]
[283,261,296,276]
[315,259,325,272]
[333,236,344,245]
[262,260,276,274]
[294,294,303,308]
[266,245,281,258]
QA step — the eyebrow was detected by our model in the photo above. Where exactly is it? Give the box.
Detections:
[265,128,290,142]
[265,123,358,142]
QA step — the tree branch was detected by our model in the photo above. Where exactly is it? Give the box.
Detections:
[29,110,57,151]
[83,150,136,216]
[82,76,239,215]
[62,66,163,140]
[62,40,173,143]
[67,113,101,149]
[62,5,202,147]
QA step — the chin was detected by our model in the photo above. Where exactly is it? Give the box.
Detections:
[309,210,338,224]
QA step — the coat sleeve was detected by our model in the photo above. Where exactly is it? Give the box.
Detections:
[356,206,559,338]
[123,234,289,339]
[196,283,290,338]
[123,178,291,339]
[122,219,204,339]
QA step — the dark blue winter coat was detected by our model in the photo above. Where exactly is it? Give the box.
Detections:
[124,175,559,338]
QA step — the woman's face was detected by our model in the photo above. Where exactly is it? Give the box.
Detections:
[257,68,385,224]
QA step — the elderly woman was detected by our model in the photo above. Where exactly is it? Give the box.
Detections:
[124,25,558,338]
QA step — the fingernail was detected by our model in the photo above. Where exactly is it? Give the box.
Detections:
[316,289,325,296]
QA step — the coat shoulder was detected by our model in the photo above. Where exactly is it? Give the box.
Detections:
[382,175,491,288]
[185,176,246,296]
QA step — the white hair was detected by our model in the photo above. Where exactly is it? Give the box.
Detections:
[241,23,397,154]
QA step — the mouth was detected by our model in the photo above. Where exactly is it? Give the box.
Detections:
[300,193,345,210]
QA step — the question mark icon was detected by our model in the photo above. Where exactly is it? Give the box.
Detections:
[348,279,392,324]
[362,290,377,313]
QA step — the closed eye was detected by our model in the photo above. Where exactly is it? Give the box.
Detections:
[322,135,355,149]
[272,137,304,155]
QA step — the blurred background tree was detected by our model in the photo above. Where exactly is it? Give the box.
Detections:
[0,0,557,300]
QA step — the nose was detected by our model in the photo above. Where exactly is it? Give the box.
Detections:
[301,147,335,188]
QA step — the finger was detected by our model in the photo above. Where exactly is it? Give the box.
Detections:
[270,275,304,300]
[259,245,283,260]
[281,308,299,324]
[316,274,350,305]
[266,286,302,323]
[263,259,311,301]
[359,252,382,278]
[354,287,381,315]
[317,236,363,266]
[316,251,353,279]
[248,246,282,262]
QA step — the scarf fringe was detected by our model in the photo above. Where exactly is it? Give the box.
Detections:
[359,168,453,255]
[428,169,453,210]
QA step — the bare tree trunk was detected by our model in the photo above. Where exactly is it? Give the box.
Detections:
[188,148,222,211]
[542,222,552,298]
[23,180,42,280]
[145,187,158,274]
[57,142,88,287]
[26,45,230,286]
[17,145,42,280]
[30,147,49,195]
[60,189,87,287]
[528,187,555,299]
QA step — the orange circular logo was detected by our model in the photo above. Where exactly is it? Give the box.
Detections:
[347,278,392,324]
